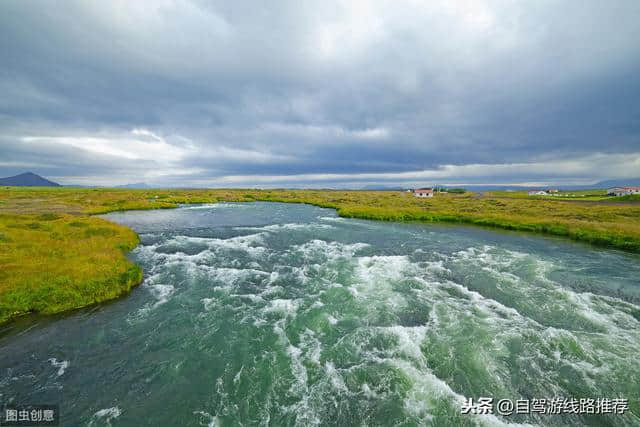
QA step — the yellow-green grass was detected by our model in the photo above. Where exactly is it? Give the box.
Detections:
[0,212,141,324]
[487,189,624,201]
[1,186,640,324]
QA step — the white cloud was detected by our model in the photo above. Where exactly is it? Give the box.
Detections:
[259,123,391,141]
[350,127,391,140]
[22,132,189,163]
[211,147,294,163]
[131,128,163,142]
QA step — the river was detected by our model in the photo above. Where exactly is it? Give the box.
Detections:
[1,202,639,426]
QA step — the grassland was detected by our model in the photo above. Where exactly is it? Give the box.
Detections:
[0,212,141,324]
[488,189,606,200]
[487,189,640,202]
[1,186,640,324]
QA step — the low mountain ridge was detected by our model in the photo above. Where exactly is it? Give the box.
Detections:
[0,172,60,187]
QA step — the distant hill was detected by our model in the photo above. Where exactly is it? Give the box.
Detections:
[115,182,151,189]
[593,179,640,188]
[0,172,60,187]
[453,179,640,191]
[360,185,407,191]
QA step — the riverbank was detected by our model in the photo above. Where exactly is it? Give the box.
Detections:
[1,187,639,324]
[0,213,141,324]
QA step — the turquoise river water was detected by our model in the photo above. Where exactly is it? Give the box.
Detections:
[1,202,639,426]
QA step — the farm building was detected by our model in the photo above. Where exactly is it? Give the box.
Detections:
[607,186,640,196]
[413,188,434,198]
[528,190,548,196]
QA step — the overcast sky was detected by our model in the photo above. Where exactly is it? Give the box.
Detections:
[1,1,639,187]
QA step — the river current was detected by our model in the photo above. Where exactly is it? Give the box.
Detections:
[1,202,639,426]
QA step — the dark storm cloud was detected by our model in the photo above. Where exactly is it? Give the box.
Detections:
[1,0,639,187]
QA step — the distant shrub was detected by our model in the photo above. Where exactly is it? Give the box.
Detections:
[617,194,640,202]
[37,213,60,221]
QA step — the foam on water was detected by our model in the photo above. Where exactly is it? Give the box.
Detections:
[181,203,247,210]
[89,407,121,427]
[137,232,269,263]
[47,358,69,377]
[292,239,370,261]
[148,284,175,307]
[193,411,220,427]
[318,216,345,222]
[351,255,413,309]
[265,299,300,316]
[235,222,335,232]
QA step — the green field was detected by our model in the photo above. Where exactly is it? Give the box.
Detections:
[488,189,640,201]
[1,186,640,324]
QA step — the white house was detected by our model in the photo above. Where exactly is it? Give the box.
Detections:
[608,186,640,196]
[528,190,548,196]
[413,188,434,198]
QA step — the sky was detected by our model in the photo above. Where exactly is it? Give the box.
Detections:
[1,0,639,188]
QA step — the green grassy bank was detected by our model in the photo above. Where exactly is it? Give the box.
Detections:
[0,212,141,324]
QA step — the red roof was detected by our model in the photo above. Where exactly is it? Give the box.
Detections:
[415,188,433,192]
